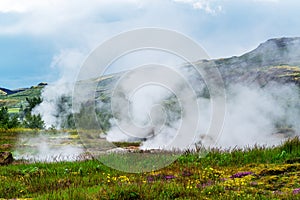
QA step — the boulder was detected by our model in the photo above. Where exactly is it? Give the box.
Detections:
[0,152,14,165]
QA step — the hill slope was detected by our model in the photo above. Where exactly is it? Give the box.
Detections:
[0,87,14,95]
[92,37,300,91]
[0,84,45,109]
[195,37,300,86]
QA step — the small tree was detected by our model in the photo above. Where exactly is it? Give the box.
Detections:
[23,114,44,129]
[0,107,10,129]
[55,95,75,129]
[21,97,45,129]
[0,107,20,129]
[24,97,42,115]
[7,114,20,129]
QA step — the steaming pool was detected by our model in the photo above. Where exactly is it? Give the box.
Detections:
[13,132,84,162]
[9,129,296,163]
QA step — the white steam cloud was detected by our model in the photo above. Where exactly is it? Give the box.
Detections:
[34,47,300,151]
[33,49,85,128]
[14,132,83,162]
[218,83,300,148]
[104,68,300,150]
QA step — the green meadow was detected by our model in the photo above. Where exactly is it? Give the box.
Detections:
[1,130,300,199]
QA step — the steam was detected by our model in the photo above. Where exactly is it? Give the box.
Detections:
[14,132,83,162]
[32,38,300,152]
[106,85,173,142]
[33,49,85,128]
[218,83,300,148]
[34,52,300,151]
[103,65,300,150]
[103,64,213,150]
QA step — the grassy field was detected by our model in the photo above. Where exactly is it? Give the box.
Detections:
[8,107,20,114]
[0,130,300,199]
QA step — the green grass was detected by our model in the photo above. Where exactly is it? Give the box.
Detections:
[8,107,20,114]
[1,131,300,199]
[112,141,141,148]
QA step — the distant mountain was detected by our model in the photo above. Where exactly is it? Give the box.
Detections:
[232,37,300,66]
[87,37,300,116]
[93,37,300,93]
[0,83,48,96]
[0,87,29,96]
[0,87,30,95]
[191,37,300,86]
[0,87,14,95]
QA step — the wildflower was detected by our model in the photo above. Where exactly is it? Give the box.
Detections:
[200,180,214,188]
[230,172,253,179]
[147,176,154,182]
[186,185,193,189]
[249,181,258,186]
[219,178,228,182]
[119,175,130,182]
[273,190,283,195]
[293,188,300,195]
[164,175,176,180]
[182,171,192,177]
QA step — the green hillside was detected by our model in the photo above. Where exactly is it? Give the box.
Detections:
[0,85,44,112]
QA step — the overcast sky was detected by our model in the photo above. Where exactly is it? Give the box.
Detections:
[1,0,300,89]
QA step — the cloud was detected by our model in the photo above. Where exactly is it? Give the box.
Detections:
[0,0,141,13]
[172,0,280,15]
[173,0,222,14]
[0,0,39,13]
[0,0,144,35]
[253,0,279,2]
[1,0,300,65]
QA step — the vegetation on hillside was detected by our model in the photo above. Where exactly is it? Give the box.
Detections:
[0,85,43,110]
[0,107,19,129]
[0,97,44,130]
